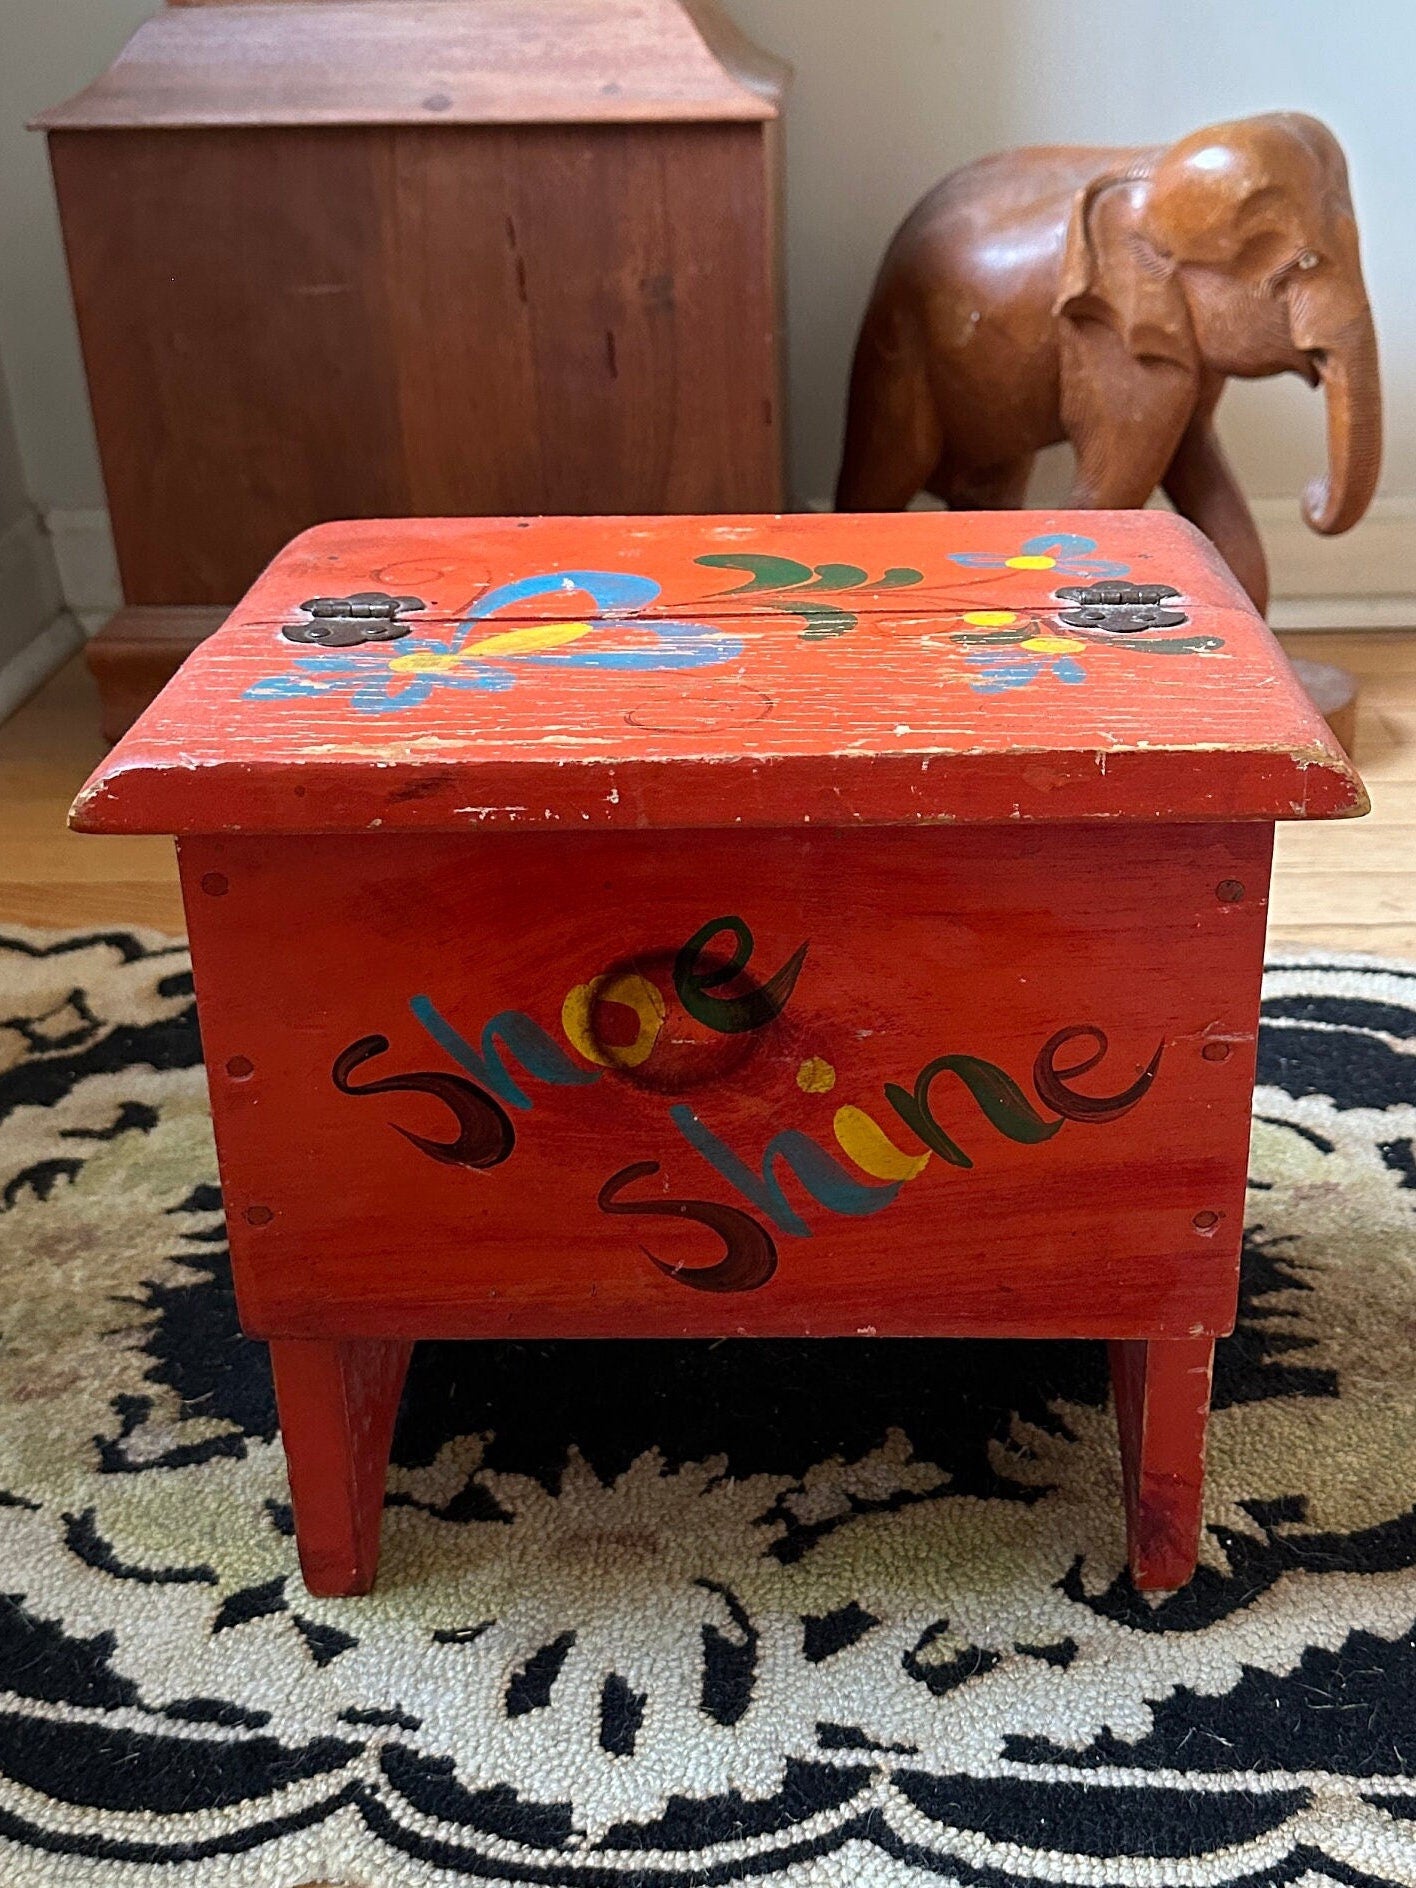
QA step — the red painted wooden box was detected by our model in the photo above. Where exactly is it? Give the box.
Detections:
[71,510,1365,1597]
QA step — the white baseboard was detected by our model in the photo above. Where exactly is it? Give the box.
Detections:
[1269,596,1416,632]
[45,506,121,619]
[0,508,68,719]
[1252,496,1416,606]
[0,508,63,653]
[0,610,83,724]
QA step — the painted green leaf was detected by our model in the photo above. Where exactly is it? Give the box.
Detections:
[1129,635,1225,654]
[801,564,869,592]
[794,605,858,640]
[879,567,925,587]
[695,555,814,594]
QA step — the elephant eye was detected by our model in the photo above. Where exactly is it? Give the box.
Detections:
[1296,249,1321,272]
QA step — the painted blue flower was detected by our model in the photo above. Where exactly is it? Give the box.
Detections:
[948,532,1130,583]
[964,650,1088,694]
[245,569,742,715]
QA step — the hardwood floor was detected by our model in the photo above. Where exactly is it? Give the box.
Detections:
[2,638,1413,956]
[0,655,184,933]
[1267,632,1416,959]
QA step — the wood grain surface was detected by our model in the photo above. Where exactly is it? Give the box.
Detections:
[179,821,1270,1343]
[34,0,785,128]
[70,511,1362,835]
[1110,1334,1215,1590]
[46,120,782,603]
[0,660,183,933]
[268,1336,413,1596]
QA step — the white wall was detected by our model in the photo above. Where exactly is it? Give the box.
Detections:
[0,350,66,716]
[0,0,1411,628]
[0,0,153,514]
[0,369,29,535]
[0,0,150,653]
[724,0,1416,603]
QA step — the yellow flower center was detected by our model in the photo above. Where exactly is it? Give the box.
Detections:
[388,619,597,676]
[388,651,460,675]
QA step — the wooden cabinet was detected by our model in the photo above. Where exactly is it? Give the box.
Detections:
[36,1,788,722]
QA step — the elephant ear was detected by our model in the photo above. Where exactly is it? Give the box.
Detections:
[1054,174,1197,372]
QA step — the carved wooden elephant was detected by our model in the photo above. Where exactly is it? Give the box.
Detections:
[835,114,1381,613]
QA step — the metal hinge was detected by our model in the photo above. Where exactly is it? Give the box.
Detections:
[282,591,427,648]
[1054,581,1187,633]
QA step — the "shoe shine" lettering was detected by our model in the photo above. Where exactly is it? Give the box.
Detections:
[330,916,1163,1293]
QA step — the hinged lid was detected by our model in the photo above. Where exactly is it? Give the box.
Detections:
[32,0,784,132]
[71,511,1366,835]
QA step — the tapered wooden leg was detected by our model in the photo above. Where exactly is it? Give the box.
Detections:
[268,1337,413,1596]
[1108,1335,1215,1591]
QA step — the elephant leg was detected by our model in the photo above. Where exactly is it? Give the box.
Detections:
[835,332,944,511]
[932,455,1035,510]
[1163,409,1269,615]
[1061,327,1196,510]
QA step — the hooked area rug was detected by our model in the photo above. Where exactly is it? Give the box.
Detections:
[1,926,1416,1888]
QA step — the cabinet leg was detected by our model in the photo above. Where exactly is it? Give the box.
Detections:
[268,1337,413,1597]
[1108,1335,1214,1591]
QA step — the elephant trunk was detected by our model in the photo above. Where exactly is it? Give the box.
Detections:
[1303,311,1382,536]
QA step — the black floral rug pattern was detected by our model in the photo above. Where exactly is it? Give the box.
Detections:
[2,926,1416,1887]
